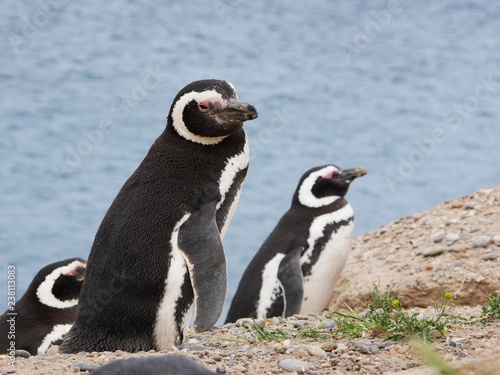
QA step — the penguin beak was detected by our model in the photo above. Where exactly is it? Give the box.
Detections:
[219,99,258,122]
[339,167,367,182]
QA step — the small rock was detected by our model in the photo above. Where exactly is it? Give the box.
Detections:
[433,236,444,243]
[451,201,463,208]
[321,342,337,352]
[322,320,335,329]
[359,357,372,365]
[493,235,500,246]
[235,318,254,328]
[445,232,460,245]
[14,349,31,358]
[481,253,500,261]
[423,248,444,257]
[216,364,226,373]
[293,322,304,329]
[278,359,310,373]
[473,236,493,247]
[46,345,60,355]
[298,345,326,357]
[1,369,15,374]
[369,345,379,354]
[357,345,371,354]
[231,366,248,373]
[212,354,223,362]
[75,362,101,372]
[273,342,286,354]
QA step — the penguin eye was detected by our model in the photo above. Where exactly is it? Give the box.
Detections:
[198,102,209,112]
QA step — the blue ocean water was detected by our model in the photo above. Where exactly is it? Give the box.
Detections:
[1,1,499,322]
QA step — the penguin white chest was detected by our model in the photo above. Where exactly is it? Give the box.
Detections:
[299,204,355,314]
[217,136,249,237]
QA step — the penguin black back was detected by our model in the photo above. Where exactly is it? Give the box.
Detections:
[0,258,86,355]
[92,354,216,375]
[60,80,257,353]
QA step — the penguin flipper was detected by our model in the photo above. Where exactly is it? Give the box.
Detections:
[277,245,304,317]
[178,186,226,332]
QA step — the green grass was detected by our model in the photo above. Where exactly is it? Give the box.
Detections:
[479,292,500,323]
[327,284,458,343]
[227,286,499,345]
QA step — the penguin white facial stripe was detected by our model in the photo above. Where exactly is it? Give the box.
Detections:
[37,323,73,354]
[256,253,286,319]
[36,260,85,309]
[300,204,354,267]
[298,166,342,208]
[227,81,238,98]
[172,90,228,145]
[154,213,191,350]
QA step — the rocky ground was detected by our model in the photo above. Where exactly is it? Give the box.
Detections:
[1,186,499,375]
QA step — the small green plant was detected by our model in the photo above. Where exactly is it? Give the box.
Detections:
[479,292,500,323]
[248,321,336,342]
[327,284,458,342]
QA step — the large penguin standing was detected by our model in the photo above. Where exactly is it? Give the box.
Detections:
[60,80,257,353]
[226,164,366,323]
[0,258,86,355]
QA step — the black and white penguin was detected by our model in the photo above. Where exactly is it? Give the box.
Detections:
[92,354,216,375]
[0,258,86,355]
[225,164,366,322]
[60,80,258,353]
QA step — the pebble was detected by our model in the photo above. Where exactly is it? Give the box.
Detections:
[235,318,254,328]
[445,232,460,245]
[493,235,500,246]
[14,350,31,358]
[322,320,335,329]
[359,357,372,365]
[298,345,326,357]
[216,364,226,373]
[481,253,500,261]
[423,248,443,257]
[75,362,101,372]
[278,359,310,373]
[433,236,444,243]
[321,342,337,352]
[46,345,59,355]
[473,235,493,247]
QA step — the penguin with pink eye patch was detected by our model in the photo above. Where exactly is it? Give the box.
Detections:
[0,258,86,355]
[226,165,367,323]
[60,80,258,353]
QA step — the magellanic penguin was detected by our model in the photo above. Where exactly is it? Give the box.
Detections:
[0,258,86,355]
[225,164,366,322]
[92,354,216,375]
[60,80,258,353]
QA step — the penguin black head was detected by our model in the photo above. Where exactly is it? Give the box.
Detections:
[294,165,367,208]
[168,79,258,145]
[31,258,87,309]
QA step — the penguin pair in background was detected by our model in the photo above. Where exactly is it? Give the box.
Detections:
[0,258,86,355]
[226,164,366,323]
[60,80,258,353]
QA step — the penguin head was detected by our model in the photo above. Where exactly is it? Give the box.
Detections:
[168,79,258,145]
[295,165,367,208]
[32,258,87,309]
